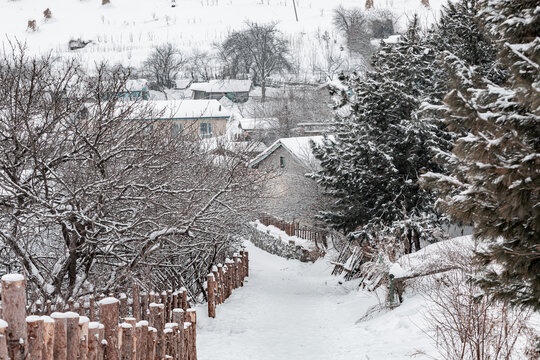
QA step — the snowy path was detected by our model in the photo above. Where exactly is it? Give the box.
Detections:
[196,242,435,360]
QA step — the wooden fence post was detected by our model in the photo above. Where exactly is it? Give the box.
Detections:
[217,265,224,304]
[65,312,80,360]
[211,266,219,305]
[119,323,134,360]
[207,274,215,319]
[186,309,197,360]
[244,251,249,277]
[0,320,8,360]
[41,316,54,360]
[99,297,120,360]
[50,313,67,360]
[149,303,165,359]
[132,284,140,322]
[183,323,191,360]
[26,315,44,360]
[79,316,90,360]
[1,274,27,360]
[135,321,148,360]
[89,296,96,321]
[147,327,156,360]
[180,289,188,312]
[87,322,101,360]
[172,309,184,359]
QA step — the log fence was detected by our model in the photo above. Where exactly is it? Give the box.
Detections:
[0,251,249,360]
[259,215,327,248]
[206,252,248,319]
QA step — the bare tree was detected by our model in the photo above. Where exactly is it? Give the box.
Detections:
[333,6,373,57]
[143,43,187,90]
[217,21,292,101]
[0,45,264,303]
[186,49,215,82]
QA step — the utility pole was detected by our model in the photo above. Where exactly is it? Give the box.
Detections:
[292,0,298,22]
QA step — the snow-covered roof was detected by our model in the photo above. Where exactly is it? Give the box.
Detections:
[190,79,252,93]
[148,100,231,119]
[249,135,331,170]
[125,79,148,91]
[174,78,192,89]
[239,118,279,131]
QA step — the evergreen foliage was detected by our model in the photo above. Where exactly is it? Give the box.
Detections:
[425,0,539,309]
[311,17,447,252]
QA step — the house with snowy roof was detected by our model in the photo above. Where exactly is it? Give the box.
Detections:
[117,99,230,139]
[238,117,279,143]
[190,79,252,103]
[249,136,330,225]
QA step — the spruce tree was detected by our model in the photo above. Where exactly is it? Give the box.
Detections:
[311,17,446,252]
[426,0,539,309]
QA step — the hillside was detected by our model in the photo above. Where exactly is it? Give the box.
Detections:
[1,0,446,72]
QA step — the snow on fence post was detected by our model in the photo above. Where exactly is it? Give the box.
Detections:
[1,274,28,360]
[187,309,197,360]
[0,320,8,360]
[26,315,43,360]
[50,313,67,360]
[99,297,120,360]
[41,316,54,360]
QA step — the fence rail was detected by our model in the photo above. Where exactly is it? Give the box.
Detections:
[0,252,249,360]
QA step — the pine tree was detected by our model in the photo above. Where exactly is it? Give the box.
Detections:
[311,17,447,252]
[426,0,539,309]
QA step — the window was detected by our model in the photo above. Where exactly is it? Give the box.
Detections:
[172,123,184,137]
[200,122,213,139]
[280,156,285,168]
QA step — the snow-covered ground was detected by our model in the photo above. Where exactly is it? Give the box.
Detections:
[1,0,447,73]
[196,241,437,360]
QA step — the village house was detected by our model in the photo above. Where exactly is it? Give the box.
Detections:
[238,117,279,144]
[115,79,150,100]
[144,99,231,138]
[249,136,330,225]
[190,79,252,103]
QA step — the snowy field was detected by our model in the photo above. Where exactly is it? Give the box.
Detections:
[195,241,437,360]
[1,0,446,72]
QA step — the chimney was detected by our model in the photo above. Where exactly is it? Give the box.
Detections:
[219,105,222,111]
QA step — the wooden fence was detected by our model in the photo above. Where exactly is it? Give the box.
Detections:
[207,251,248,318]
[259,215,327,247]
[0,252,249,360]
